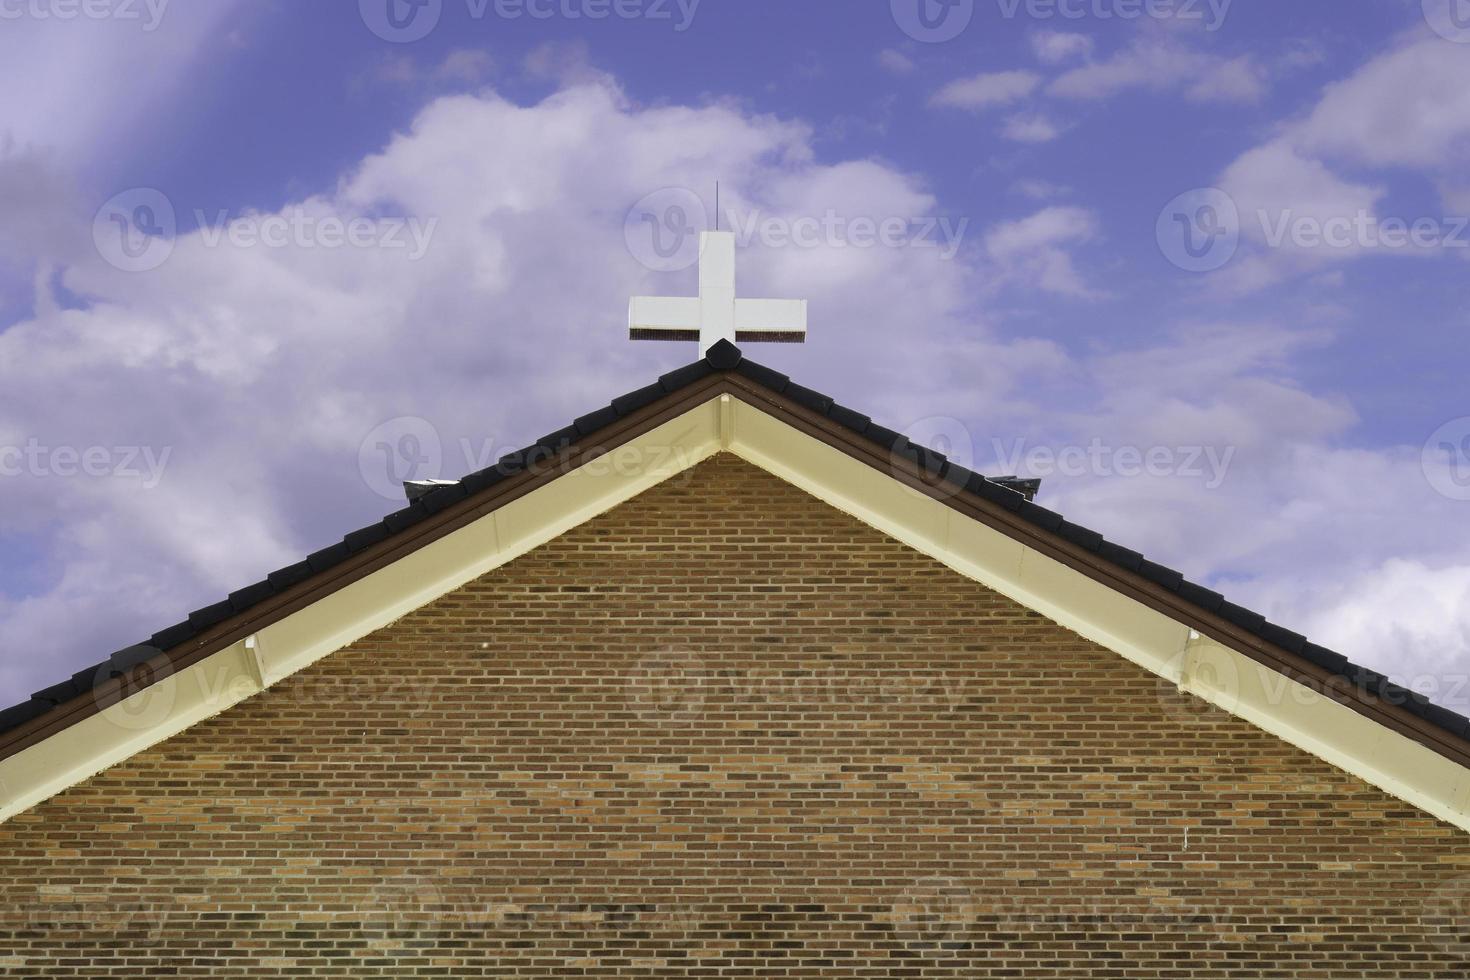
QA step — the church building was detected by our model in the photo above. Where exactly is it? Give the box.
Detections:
[2,234,1468,975]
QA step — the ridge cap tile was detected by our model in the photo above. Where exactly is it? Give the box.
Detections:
[705,339,743,370]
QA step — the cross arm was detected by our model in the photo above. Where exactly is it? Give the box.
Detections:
[629,296,701,342]
[735,298,808,344]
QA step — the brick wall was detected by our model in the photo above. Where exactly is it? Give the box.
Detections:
[2,454,1467,977]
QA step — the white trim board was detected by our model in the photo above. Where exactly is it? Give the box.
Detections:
[2,393,1468,834]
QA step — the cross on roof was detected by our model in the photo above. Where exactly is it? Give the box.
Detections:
[629,231,807,358]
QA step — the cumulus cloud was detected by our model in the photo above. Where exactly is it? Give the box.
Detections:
[1030,31,1093,65]
[877,49,916,75]
[932,70,1042,110]
[983,206,1101,296]
[1001,113,1063,144]
[1049,35,1267,104]
[1210,33,1470,291]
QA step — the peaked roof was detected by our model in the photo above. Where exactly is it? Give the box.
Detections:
[3,339,1468,777]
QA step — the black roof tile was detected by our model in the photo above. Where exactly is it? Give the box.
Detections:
[1258,622,1307,655]
[72,663,115,691]
[111,645,162,673]
[6,341,1468,762]
[1136,559,1185,592]
[966,473,1025,511]
[612,382,665,417]
[941,463,975,492]
[1218,602,1266,634]
[307,542,352,573]
[32,680,80,706]
[0,700,49,731]
[784,382,834,415]
[229,581,276,613]
[1097,541,1144,571]
[827,404,870,435]
[1017,501,1066,534]
[188,600,236,632]
[705,338,743,370]
[574,405,621,436]
[267,561,314,592]
[1056,522,1105,551]
[863,424,903,452]
[459,468,507,496]
[537,425,579,452]
[419,484,467,516]
[344,522,392,554]
[149,621,195,652]
[659,360,712,391]
[1175,581,1225,613]
[1302,643,1350,673]
[384,504,426,534]
[734,360,788,392]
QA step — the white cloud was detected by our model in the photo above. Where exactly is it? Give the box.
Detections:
[984,206,1101,296]
[1291,36,1470,171]
[1030,31,1093,65]
[1001,113,1063,144]
[1209,33,1470,291]
[1012,178,1071,201]
[1049,35,1266,104]
[932,70,1042,111]
[877,49,916,75]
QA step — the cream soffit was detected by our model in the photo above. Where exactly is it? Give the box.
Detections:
[2,393,1468,833]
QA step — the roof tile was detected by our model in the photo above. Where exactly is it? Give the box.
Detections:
[228,581,276,613]
[735,360,788,392]
[267,561,314,592]
[574,405,621,436]
[659,361,713,391]
[827,404,870,435]
[344,522,392,554]
[612,382,665,417]
[149,621,195,652]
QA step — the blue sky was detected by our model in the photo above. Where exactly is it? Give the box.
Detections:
[3,0,1470,711]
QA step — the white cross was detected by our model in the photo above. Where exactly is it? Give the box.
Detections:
[629,231,807,358]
